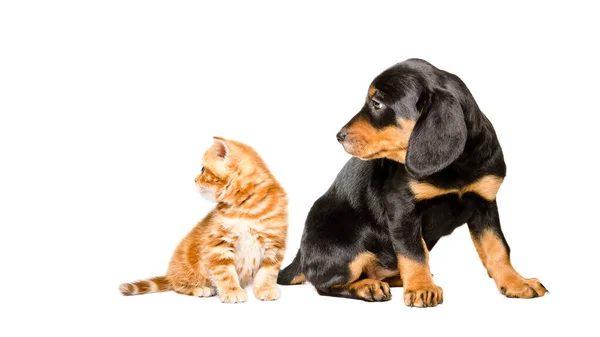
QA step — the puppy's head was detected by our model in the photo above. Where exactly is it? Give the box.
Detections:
[337,59,468,179]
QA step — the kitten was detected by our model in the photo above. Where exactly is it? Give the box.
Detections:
[119,137,288,303]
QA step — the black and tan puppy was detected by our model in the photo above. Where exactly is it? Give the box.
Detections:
[278,59,547,307]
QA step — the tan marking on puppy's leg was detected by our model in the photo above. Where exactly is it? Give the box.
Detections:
[398,239,443,307]
[289,273,306,285]
[382,275,403,287]
[371,266,399,280]
[471,229,547,298]
[339,279,392,302]
[348,251,400,282]
[347,252,377,282]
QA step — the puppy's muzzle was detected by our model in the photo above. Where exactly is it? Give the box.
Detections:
[336,130,347,143]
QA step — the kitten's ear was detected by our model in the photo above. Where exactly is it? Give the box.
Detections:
[212,136,229,160]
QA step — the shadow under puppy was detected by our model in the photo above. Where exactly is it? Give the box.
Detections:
[120,137,288,303]
[278,59,547,307]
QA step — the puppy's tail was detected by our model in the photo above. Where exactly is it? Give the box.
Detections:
[277,250,306,285]
[119,276,171,296]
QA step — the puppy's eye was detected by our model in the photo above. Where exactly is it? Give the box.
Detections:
[372,100,382,109]
[201,167,205,174]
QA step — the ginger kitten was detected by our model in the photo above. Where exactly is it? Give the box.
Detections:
[120,137,288,303]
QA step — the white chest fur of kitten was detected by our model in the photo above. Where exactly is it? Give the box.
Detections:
[222,218,264,287]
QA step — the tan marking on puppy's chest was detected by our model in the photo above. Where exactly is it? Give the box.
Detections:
[409,175,504,201]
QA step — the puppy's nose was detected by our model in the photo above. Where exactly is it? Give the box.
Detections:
[336,131,347,142]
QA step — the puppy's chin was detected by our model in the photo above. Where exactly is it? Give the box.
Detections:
[341,142,358,156]
[198,189,217,203]
[342,142,371,160]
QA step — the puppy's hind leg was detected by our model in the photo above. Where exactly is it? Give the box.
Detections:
[318,279,392,302]
[382,275,403,287]
[310,251,392,302]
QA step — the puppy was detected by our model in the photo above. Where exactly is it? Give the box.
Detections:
[278,59,547,307]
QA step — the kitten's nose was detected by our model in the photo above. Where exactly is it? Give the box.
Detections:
[336,130,347,142]
[194,175,200,183]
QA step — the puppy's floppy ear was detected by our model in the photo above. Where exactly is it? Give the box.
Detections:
[405,91,467,179]
[212,136,229,160]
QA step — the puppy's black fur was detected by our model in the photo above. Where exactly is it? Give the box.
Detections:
[278,59,546,306]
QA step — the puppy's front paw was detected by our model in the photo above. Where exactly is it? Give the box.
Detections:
[253,285,280,301]
[499,276,547,298]
[404,284,443,307]
[219,287,247,304]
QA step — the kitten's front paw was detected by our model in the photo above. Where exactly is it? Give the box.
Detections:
[219,287,247,304]
[253,285,280,301]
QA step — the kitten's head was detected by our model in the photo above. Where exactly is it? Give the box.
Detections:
[194,136,267,203]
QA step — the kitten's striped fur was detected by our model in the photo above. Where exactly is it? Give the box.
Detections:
[120,137,288,303]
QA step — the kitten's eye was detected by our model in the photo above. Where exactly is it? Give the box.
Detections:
[201,167,205,174]
[372,100,382,109]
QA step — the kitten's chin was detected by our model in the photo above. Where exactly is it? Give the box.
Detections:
[199,189,217,203]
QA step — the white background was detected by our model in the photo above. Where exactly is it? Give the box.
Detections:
[1,1,598,336]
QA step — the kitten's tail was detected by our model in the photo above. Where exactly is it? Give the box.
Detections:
[119,276,171,296]
[277,249,306,285]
